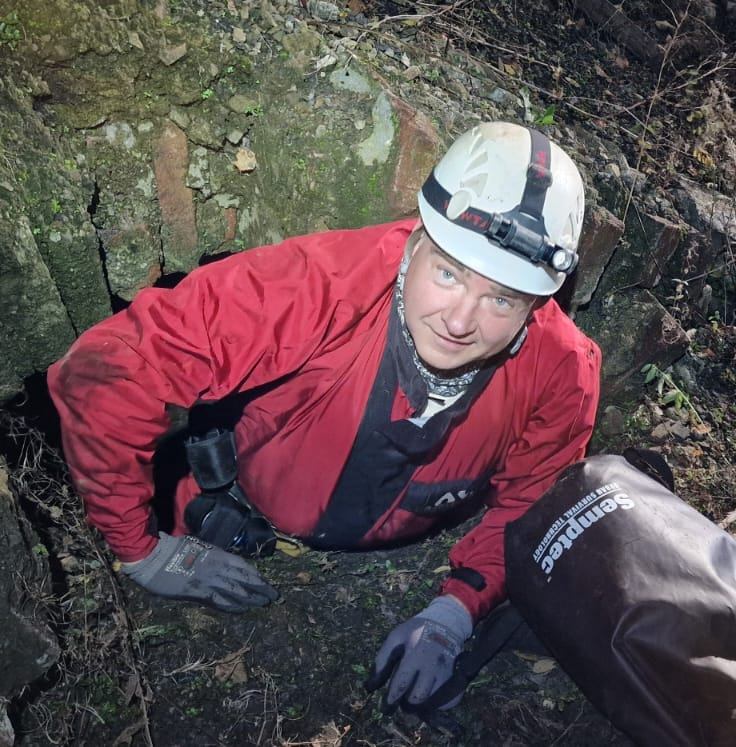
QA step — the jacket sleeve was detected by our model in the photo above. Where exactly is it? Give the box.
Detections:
[440,338,601,621]
[47,238,346,562]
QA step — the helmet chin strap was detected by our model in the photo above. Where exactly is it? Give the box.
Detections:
[508,325,528,356]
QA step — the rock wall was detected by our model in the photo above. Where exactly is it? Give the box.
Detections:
[0,460,60,745]
[0,0,732,403]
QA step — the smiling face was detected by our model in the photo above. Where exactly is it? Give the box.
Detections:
[402,229,538,372]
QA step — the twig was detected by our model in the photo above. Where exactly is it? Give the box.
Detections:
[622,1,692,224]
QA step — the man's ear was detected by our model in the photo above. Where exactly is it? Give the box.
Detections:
[404,220,425,262]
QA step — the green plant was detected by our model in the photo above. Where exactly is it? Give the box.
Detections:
[200,88,214,100]
[50,198,61,214]
[0,11,21,49]
[244,103,263,117]
[640,363,704,424]
[534,104,556,126]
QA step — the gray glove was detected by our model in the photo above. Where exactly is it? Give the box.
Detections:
[366,596,473,709]
[121,532,278,613]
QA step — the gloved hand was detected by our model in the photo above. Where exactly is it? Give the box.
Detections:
[366,596,473,710]
[121,532,278,613]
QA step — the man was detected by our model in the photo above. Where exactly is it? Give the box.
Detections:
[48,121,600,712]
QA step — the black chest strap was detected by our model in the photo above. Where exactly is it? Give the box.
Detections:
[310,311,499,549]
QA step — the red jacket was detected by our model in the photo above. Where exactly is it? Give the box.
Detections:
[48,219,601,621]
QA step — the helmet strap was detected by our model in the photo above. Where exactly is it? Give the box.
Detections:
[420,127,578,275]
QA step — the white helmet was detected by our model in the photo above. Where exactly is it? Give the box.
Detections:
[417,121,585,296]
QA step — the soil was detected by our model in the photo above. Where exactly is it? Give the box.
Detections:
[2,1,736,746]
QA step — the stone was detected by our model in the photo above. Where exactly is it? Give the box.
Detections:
[670,421,691,440]
[153,122,199,272]
[0,212,77,401]
[226,128,245,145]
[0,462,60,724]
[0,75,110,401]
[227,94,260,114]
[357,92,394,166]
[668,179,736,301]
[561,205,624,311]
[329,66,373,94]
[168,106,190,130]
[598,211,682,296]
[99,223,162,299]
[386,96,442,217]
[577,288,689,396]
[488,87,517,106]
[187,146,211,192]
[308,0,340,21]
[599,405,626,436]
[651,423,670,441]
[187,115,227,148]
[158,43,188,66]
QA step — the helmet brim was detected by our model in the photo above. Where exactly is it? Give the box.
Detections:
[417,190,565,296]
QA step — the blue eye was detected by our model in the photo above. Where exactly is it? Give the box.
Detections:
[494,297,511,307]
[438,267,456,283]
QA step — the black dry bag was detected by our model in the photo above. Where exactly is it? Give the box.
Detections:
[505,450,736,747]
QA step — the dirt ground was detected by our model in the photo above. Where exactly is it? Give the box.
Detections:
[5,406,635,747]
[3,0,736,745]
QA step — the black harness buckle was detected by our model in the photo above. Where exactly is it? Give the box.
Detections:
[184,428,276,557]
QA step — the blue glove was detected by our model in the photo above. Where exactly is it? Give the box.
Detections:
[366,596,473,709]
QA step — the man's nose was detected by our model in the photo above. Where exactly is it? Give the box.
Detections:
[442,296,477,337]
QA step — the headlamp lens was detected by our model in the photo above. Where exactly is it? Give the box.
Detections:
[551,248,574,272]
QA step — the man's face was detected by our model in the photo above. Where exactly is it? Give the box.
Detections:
[402,231,538,372]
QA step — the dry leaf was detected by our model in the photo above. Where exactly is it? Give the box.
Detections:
[532,658,557,674]
[234,148,257,173]
[691,422,712,438]
[295,571,312,584]
[213,645,250,684]
[112,719,146,747]
[432,564,451,574]
[692,146,715,168]
[123,673,140,705]
[306,721,350,746]
[215,656,248,684]
[276,538,309,557]
[594,63,610,80]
